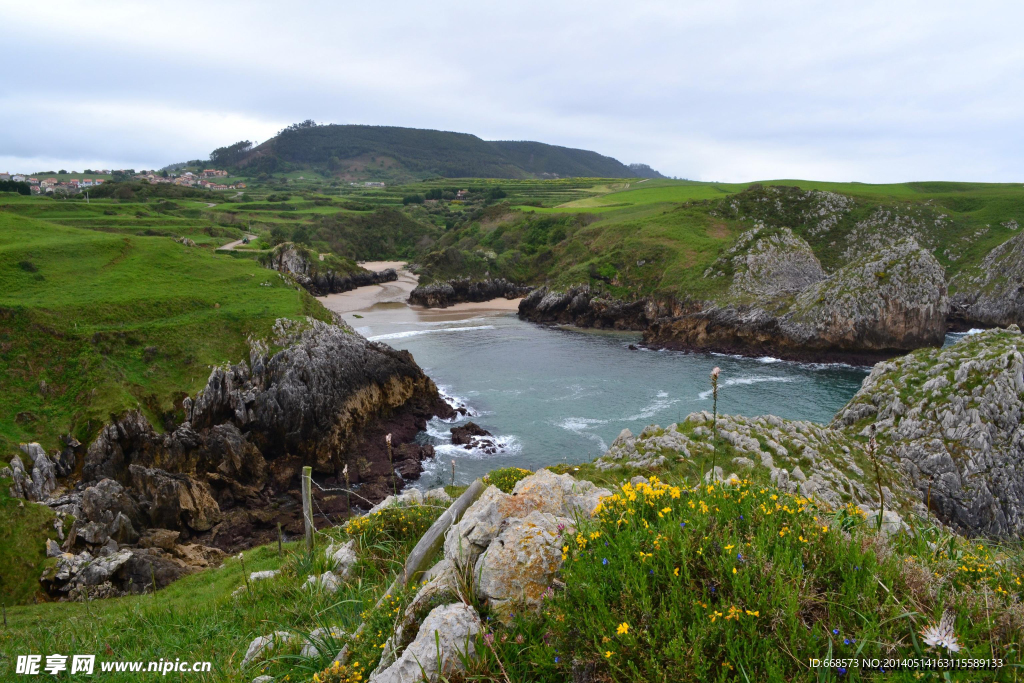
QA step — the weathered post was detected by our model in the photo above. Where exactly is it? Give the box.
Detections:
[277,522,283,557]
[302,466,314,552]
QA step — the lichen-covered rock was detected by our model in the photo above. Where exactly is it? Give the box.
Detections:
[443,470,608,569]
[474,510,568,620]
[834,328,1024,537]
[950,231,1024,328]
[369,603,481,683]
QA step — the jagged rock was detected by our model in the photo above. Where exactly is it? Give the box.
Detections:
[474,511,568,620]
[128,465,221,532]
[369,603,481,683]
[518,285,650,330]
[251,677,274,683]
[266,243,398,297]
[951,231,1024,328]
[834,328,1024,537]
[444,470,606,571]
[9,443,58,501]
[409,277,532,308]
[46,539,63,557]
[449,422,491,445]
[75,317,451,567]
[242,631,293,668]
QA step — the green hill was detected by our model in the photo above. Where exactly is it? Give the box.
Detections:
[228,123,665,181]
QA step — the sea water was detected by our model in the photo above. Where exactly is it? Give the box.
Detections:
[345,304,874,487]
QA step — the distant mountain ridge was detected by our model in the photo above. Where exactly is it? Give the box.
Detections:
[222,124,664,180]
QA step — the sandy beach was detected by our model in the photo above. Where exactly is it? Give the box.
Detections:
[320,262,522,318]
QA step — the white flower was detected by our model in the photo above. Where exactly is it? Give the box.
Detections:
[921,611,961,653]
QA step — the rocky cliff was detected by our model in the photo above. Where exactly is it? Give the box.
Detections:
[408,277,532,308]
[644,238,949,362]
[4,317,453,597]
[517,285,656,330]
[833,327,1024,537]
[266,243,397,297]
[950,231,1024,329]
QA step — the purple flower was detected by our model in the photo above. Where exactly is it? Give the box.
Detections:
[680,522,686,528]
[837,667,847,676]
[602,558,609,566]
[555,656,560,663]
[832,629,839,636]
[843,639,850,645]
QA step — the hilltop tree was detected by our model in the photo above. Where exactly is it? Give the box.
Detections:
[210,140,253,168]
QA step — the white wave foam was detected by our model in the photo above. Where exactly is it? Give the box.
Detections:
[434,434,522,459]
[698,376,794,400]
[757,356,783,364]
[624,393,679,421]
[556,417,609,452]
[434,386,480,419]
[368,325,495,341]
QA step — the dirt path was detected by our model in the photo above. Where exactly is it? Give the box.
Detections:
[219,234,258,251]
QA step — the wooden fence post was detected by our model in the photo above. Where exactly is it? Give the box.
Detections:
[301,466,313,553]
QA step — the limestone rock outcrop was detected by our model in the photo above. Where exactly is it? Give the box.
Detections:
[369,603,481,683]
[645,239,949,361]
[408,277,532,308]
[950,231,1024,328]
[518,285,652,330]
[265,243,397,297]
[834,327,1024,537]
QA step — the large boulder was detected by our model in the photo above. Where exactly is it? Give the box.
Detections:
[474,510,568,620]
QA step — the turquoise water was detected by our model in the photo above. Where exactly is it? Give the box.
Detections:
[347,305,870,487]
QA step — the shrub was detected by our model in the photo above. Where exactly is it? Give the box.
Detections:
[482,467,532,493]
[472,477,1024,681]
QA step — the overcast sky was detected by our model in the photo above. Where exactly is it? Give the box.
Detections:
[2,1,1021,182]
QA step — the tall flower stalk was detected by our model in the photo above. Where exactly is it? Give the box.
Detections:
[710,367,720,483]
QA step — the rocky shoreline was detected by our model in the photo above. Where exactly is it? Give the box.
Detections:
[3,317,454,599]
[408,277,532,308]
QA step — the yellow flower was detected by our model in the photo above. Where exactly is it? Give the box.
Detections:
[605,650,613,658]
[724,544,734,551]
[617,622,629,635]
[674,567,680,577]
[732,567,737,574]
